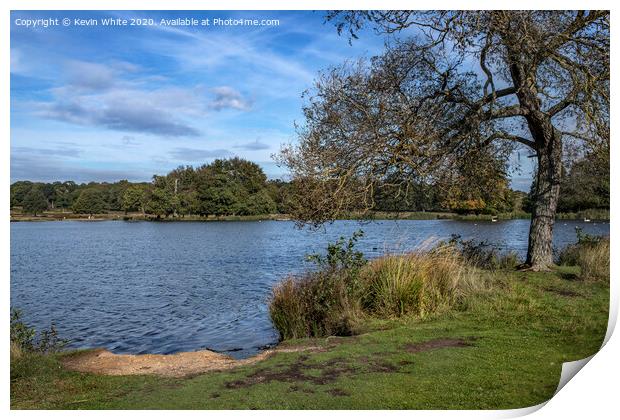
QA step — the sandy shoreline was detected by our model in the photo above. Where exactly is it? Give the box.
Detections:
[61,345,325,378]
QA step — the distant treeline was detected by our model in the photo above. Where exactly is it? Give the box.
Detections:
[11,158,295,218]
[10,153,609,218]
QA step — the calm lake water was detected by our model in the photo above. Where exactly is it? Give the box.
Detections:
[10,219,609,358]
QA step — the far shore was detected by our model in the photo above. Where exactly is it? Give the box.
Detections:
[10,209,610,223]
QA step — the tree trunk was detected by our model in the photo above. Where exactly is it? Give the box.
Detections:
[526,129,563,270]
[507,58,563,270]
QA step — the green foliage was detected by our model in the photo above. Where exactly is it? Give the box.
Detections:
[105,180,130,211]
[12,152,606,219]
[525,151,610,215]
[145,177,179,218]
[240,190,278,215]
[121,185,147,213]
[72,188,106,215]
[368,161,520,215]
[558,150,609,212]
[575,226,602,245]
[196,175,242,216]
[14,151,608,219]
[10,308,68,354]
[51,181,78,209]
[372,181,438,212]
[11,158,287,218]
[10,181,34,207]
[266,179,296,213]
[177,190,199,216]
[10,309,36,351]
[194,158,274,216]
[21,187,48,216]
[306,230,367,273]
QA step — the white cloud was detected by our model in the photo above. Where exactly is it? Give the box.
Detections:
[210,86,252,111]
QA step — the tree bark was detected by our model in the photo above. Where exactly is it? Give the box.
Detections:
[527,128,563,270]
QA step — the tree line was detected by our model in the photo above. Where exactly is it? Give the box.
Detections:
[11,158,294,218]
[11,152,608,218]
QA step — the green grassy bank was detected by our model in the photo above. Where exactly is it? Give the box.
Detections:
[11,266,608,409]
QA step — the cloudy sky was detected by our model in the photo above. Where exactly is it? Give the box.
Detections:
[10,10,534,189]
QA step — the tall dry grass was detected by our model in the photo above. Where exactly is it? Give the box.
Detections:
[578,239,610,281]
[360,246,478,318]
[10,341,23,362]
[558,235,610,282]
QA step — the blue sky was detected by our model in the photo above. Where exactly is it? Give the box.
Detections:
[10,10,534,190]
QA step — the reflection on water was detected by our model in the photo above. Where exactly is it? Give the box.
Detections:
[10,219,608,358]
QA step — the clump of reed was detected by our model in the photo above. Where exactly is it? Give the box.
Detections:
[269,232,366,340]
[578,239,609,281]
[359,246,477,318]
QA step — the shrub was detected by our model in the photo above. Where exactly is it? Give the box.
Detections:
[269,270,360,340]
[270,231,367,339]
[10,308,68,355]
[306,230,367,274]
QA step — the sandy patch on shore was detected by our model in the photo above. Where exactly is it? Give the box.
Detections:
[62,345,323,378]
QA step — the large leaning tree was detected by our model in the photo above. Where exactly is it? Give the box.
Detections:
[278,10,609,270]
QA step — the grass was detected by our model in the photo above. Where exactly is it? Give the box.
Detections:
[11,266,609,409]
[578,240,610,281]
[359,248,477,318]
[558,237,610,282]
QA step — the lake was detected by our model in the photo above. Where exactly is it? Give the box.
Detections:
[10,219,609,358]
